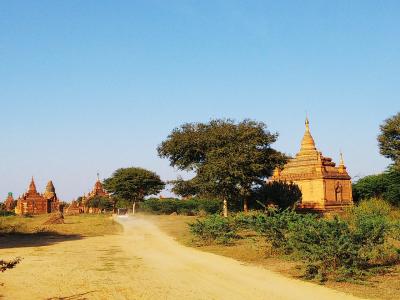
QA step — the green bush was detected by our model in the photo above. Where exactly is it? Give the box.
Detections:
[231,211,264,230]
[353,168,400,206]
[187,200,400,281]
[141,198,178,214]
[189,214,238,245]
[0,210,16,217]
[141,198,221,215]
[253,206,399,281]
[252,209,303,252]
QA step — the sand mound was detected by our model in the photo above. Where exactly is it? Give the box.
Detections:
[43,212,64,225]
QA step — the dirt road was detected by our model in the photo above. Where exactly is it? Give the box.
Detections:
[0,216,364,300]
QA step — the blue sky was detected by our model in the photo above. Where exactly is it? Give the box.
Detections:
[0,1,399,200]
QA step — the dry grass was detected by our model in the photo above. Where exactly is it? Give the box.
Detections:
[0,213,122,237]
[150,214,400,300]
[0,213,123,249]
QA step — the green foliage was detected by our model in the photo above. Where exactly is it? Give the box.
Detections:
[141,197,221,215]
[141,198,178,214]
[114,196,131,209]
[169,176,199,198]
[350,198,392,218]
[103,167,165,204]
[189,214,238,245]
[353,168,400,206]
[378,112,400,168]
[158,119,287,214]
[253,181,301,209]
[253,207,399,281]
[86,196,113,210]
[352,174,388,202]
[0,210,16,217]
[189,201,400,281]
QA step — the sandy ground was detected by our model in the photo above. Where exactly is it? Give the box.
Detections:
[0,216,366,300]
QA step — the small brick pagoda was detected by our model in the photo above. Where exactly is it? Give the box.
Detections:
[271,118,353,211]
[15,177,60,215]
[4,192,16,211]
[66,176,110,214]
[81,177,110,213]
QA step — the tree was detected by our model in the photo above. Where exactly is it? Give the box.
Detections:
[352,167,400,206]
[103,167,165,214]
[86,196,113,211]
[158,119,287,216]
[254,181,302,210]
[169,176,199,198]
[378,112,400,168]
[352,173,388,202]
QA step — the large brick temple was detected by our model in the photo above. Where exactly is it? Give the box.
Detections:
[15,178,60,215]
[271,118,353,211]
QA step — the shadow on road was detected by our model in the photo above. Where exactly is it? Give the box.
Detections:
[0,232,82,249]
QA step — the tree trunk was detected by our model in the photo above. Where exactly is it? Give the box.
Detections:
[132,201,136,215]
[223,198,228,217]
[243,198,248,212]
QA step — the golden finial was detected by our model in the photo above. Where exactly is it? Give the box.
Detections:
[339,151,344,166]
[305,116,310,131]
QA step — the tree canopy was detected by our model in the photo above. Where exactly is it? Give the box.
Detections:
[352,167,400,206]
[158,119,287,216]
[103,167,165,211]
[378,112,400,168]
[169,176,199,198]
[86,196,113,211]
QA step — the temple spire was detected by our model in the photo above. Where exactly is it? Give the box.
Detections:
[28,177,37,193]
[45,180,56,194]
[299,117,317,153]
[339,151,345,166]
[338,151,347,173]
[305,116,310,131]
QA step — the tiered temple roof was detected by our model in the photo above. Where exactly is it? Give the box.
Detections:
[271,118,353,211]
[274,118,351,181]
[15,177,60,215]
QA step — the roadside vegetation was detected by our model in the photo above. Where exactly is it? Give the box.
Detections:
[141,197,221,215]
[188,198,400,282]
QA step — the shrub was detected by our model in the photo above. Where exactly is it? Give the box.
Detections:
[189,214,238,245]
[252,205,399,281]
[231,211,264,230]
[288,216,364,281]
[0,210,16,217]
[253,209,303,252]
[141,198,221,215]
[141,198,179,214]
